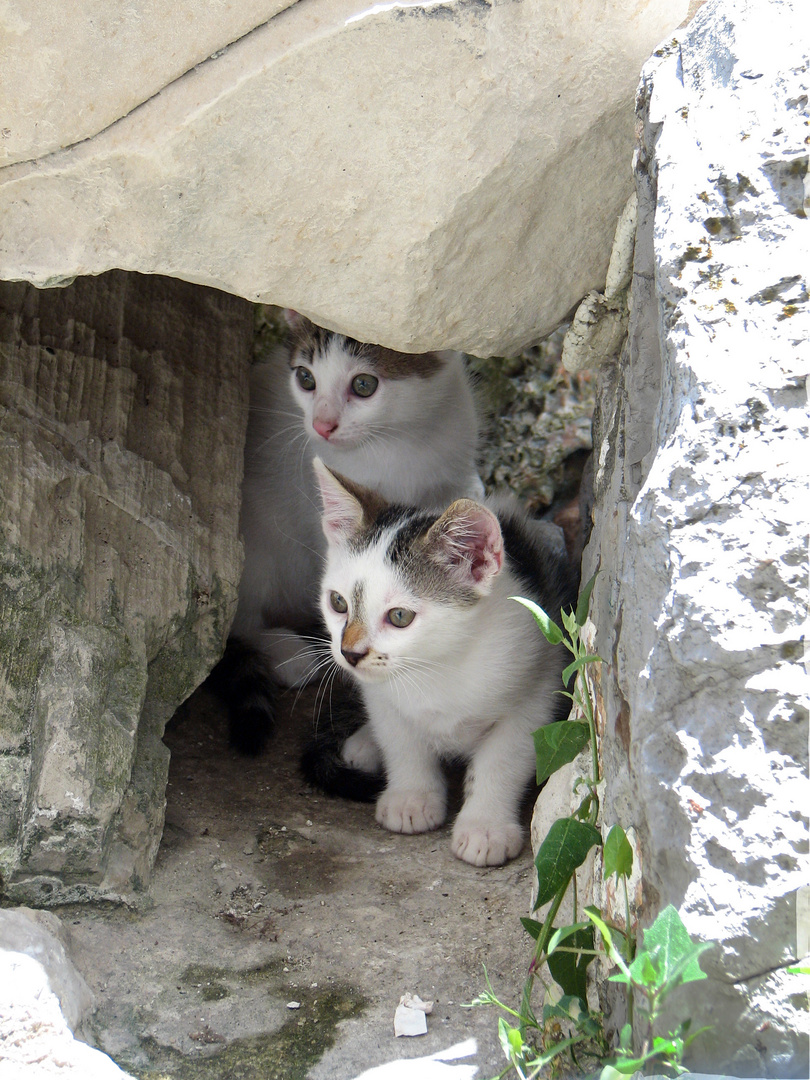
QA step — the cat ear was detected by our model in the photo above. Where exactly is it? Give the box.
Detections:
[312,458,387,543]
[283,309,303,328]
[424,499,503,593]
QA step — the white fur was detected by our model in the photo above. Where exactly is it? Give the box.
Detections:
[317,496,566,867]
[231,339,483,686]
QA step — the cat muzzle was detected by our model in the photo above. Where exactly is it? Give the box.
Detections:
[341,647,369,668]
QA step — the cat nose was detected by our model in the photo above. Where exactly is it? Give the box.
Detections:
[341,647,369,668]
[313,418,338,439]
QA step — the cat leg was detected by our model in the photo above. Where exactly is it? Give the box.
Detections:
[451,719,536,866]
[342,723,384,773]
[207,637,279,756]
[372,719,447,834]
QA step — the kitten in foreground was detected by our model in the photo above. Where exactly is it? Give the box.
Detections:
[312,458,578,867]
[222,311,482,754]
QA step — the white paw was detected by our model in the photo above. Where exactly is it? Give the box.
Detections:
[342,725,383,772]
[451,818,524,866]
[376,789,446,834]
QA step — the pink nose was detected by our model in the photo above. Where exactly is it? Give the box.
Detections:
[313,418,338,439]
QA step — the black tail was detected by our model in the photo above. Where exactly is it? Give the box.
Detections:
[207,637,279,755]
[300,693,386,804]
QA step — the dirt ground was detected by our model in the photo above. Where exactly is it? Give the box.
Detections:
[62,683,539,1079]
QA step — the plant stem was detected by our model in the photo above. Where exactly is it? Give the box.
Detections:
[519,881,569,1035]
[622,872,635,1033]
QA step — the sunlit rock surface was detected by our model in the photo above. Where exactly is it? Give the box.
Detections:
[582,0,809,1071]
[0,0,685,355]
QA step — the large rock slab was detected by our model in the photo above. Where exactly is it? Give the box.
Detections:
[0,1,295,166]
[0,273,250,905]
[582,0,808,1072]
[0,0,686,355]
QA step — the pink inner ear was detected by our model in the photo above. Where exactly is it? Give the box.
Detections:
[468,516,503,583]
[441,504,503,585]
[283,309,303,328]
[313,460,362,541]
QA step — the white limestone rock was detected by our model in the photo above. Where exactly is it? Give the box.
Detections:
[0,907,94,1036]
[583,0,809,1072]
[0,952,135,1078]
[0,0,687,355]
[0,1,295,167]
[0,906,134,1078]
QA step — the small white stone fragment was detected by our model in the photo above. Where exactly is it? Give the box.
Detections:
[286,1001,301,1010]
[394,992,435,1036]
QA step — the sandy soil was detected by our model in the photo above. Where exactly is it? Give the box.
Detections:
[61,683,538,1079]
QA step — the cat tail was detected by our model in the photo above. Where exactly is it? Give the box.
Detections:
[300,694,386,804]
[206,637,279,755]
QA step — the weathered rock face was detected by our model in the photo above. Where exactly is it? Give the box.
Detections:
[0,273,250,905]
[0,0,686,355]
[580,0,809,1072]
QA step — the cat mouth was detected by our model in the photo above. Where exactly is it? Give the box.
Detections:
[317,430,357,449]
[338,653,388,680]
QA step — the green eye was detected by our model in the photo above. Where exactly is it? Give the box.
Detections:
[351,373,378,398]
[329,591,348,614]
[387,607,415,628]
[296,367,316,391]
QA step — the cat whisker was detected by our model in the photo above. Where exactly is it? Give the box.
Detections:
[312,663,343,733]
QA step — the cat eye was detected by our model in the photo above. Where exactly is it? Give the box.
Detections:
[387,607,415,628]
[296,366,316,391]
[329,591,348,614]
[351,374,378,398]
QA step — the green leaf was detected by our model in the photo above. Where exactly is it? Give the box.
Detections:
[543,995,601,1037]
[526,1036,586,1072]
[585,906,631,978]
[603,824,634,881]
[561,653,604,687]
[574,792,595,821]
[605,1051,661,1074]
[544,994,587,1022]
[576,571,599,626]
[626,947,658,988]
[520,916,543,941]
[534,819,602,909]
[682,1024,714,1049]
[561,606,578,637]
[533,721,591,785]
[651,1035,680,1055]
[547,925,595,1002]
[510,596,564,644]
[546,920,590,956]
[641,905,711,991]
[497,1017,523,1063]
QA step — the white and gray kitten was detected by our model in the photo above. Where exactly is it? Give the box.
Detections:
[223,311,483,753]
[312,459,577,867]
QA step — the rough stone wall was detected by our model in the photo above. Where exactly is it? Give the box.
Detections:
[580,0,808,1073]
[0,273,251,905]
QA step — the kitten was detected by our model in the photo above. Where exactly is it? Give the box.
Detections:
[224,311,483,753]
[312,458,578,867]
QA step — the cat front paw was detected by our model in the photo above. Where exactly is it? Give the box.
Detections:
[376,789,446,834]
[342,725,383,773]
[451,819,524,866]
